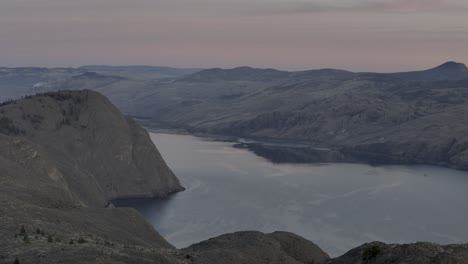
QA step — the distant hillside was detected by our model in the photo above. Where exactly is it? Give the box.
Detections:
[180,66,355,82]
[180,62,468,82]
[364,61,468,81]
[0,67,83,101]
[79,65,203,78]
[180,66,292,82]
[118,62,468,170]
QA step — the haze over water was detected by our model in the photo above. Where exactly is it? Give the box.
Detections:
[115,133,468,256]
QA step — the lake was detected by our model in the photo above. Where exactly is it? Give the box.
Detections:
[114,132,468,256]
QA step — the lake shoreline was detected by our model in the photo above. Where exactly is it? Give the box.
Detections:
[143,125,462,171]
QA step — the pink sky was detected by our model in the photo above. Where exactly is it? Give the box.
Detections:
[0,0,467,72]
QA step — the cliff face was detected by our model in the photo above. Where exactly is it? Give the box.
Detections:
[0,90,183,207]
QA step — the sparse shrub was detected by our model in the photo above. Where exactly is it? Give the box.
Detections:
[73,96,82,104]
[13,257,20,264]
[69,239,74,245]
[47,235,53,243]
[0,99,14,106]
[60,118,71,126]
[0,117,21,135]
[19,225,26,236]
[44,91,73,101]
[35,228,41,235]
[362,245,382,263]
[30,114,44,124]
[77,238,86,244]
[23,233,30,244]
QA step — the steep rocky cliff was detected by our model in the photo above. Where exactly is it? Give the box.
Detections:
[0,90,183,206]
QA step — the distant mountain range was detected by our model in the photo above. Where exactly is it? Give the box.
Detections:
[181,61,468,82]
[79,65,203,78]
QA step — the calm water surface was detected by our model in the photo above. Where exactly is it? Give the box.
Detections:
[115,133,468,256]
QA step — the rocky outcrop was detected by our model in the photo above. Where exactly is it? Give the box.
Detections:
[182,231,330,264]
[329,241,468,264]
[0,90,183,207]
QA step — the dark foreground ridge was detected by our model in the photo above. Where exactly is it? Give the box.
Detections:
[1,90,467,264]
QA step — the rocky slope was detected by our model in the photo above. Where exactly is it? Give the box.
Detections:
[329,241,468,264]
[183,231,330,264]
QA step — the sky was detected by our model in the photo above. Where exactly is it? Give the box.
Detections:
[0,0,467,72]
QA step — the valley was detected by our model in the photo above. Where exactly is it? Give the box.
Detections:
[2,64,468,263]
[2,62,468,170]
[3,1,468,263]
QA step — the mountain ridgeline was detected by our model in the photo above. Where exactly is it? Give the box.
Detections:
[2,62,468,170]
[1,91,468,263]
[129,62,468,169]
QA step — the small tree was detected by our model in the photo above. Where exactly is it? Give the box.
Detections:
[14,257,20,264]
[19,225,26,236]
[69,239,74,245]
[22,233,30,244]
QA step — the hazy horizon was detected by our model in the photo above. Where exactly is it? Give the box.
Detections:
[0,61,466,74]
[1,0,467,72]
